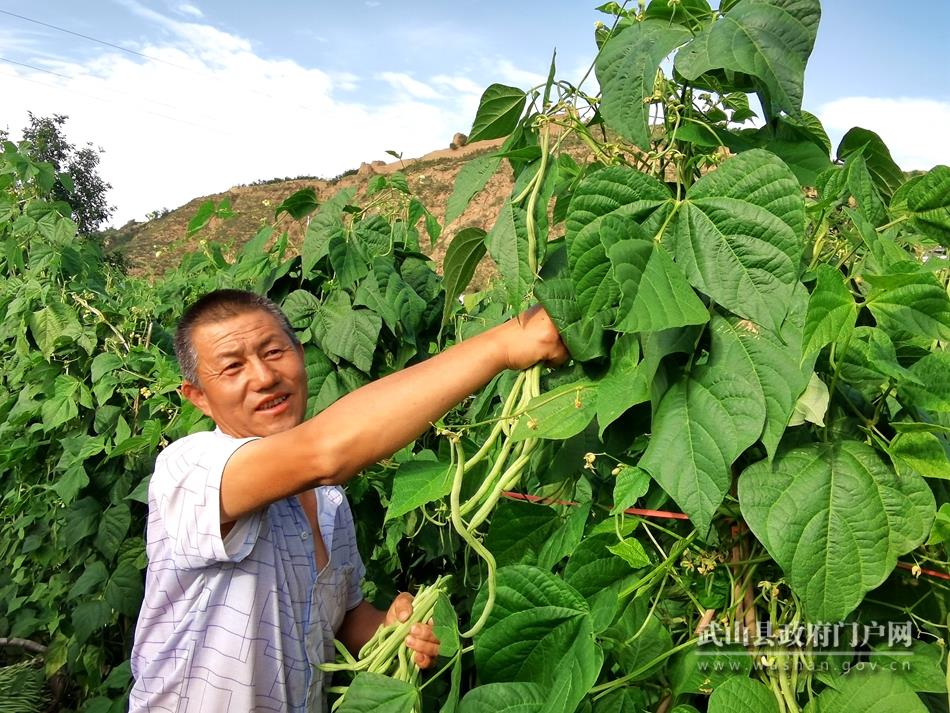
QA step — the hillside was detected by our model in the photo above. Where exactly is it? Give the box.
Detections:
[101,136,516,290]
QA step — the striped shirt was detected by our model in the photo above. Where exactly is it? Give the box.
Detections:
[129,429,365,712]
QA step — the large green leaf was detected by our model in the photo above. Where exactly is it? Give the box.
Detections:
[888,431,950,479]
[311,291,382,373]
[468,84,527,143]
[708,312,809,458]
[564,534,639,632]
[889,164,950,246]
[863,269,950,341]
[837,127,904,201]
[672,149,805,332]
[386,456,453,521]
[641,364,766,535]
[486,203,533,310]
[900,352,950,413]
[674,0,821,120]
[596,20,691,148]
[473,565,598,701]
[29,300,82,358]
[812,670,927,713]
[871,641,948,694]
[441,227,488,328]
[708,676,780,713]
[458,683,546,713]
[94,504,131,561]
[338,672,417,713]
[739,441,935,621]
[608,234,709,333]
[445,154,502,225]
[302,188,352,276]
[510,380,597,441]
[354,258,426,341]
[802,264,857,357]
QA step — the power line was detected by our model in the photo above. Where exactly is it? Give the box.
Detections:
[0,8,194,72]
[0,8,328,112]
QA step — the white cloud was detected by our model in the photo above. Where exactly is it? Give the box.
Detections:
[818,96,950,171]
[0,9,476,226]
[431,74,483,96]
[494,60,546,90]
[378,72,440,100]
[176,3,204,18]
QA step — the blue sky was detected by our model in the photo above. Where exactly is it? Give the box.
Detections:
[1,1,948,226]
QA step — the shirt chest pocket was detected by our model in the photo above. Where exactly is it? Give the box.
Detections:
[314,564,354,655]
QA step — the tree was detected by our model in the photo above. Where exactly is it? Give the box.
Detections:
[20,113,114,235]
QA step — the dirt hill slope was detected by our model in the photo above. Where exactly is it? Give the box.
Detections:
[104,137,515,290]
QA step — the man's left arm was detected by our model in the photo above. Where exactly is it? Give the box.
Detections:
[337,595,441,668]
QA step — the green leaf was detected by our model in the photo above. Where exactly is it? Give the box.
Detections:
[837,127,904,201]
[671,645,751,695]
[90,352,123,383]
[302,188,353,276]
[595,334,653,435]
[889,165,950,246]
[486,203,533,310]
[72,599,112,644]
[674,0,821,120]
[709,312,809,457]
[812,669,927,713]
[445,154,502,225]
[486,500,563,568]
[564,534,638,632]
[282,289,321,329]
[870,641,948,694]
[473,565,595,688]
[888,431,950,479]
[386,457,453,521]
[600,596,672,683]
[311,291,382,373]
[708,675,779,713]
[864,270,950,341]
[591,688,650,713]
[900,352,950,412]
[441,227,488,328]
[338,672,418,713]
[354,258,426,341]
[68,561,109,600]
[186,200,215,235]
[42,374,81,431]
[739,441,935,621]
[274,187,319,220]
[510,380,597,441]
[595,20,691,148]
[641,365,766,535]
[29,300,82,358]
[802,265,857,357]
[673,150,805,332]
[607,538,650,569]
[610,466,651,515]
[95,504,131,560]
[459,683,546,713]
[104,561,144,617]
[787,371,829,427]
[468,84,527,143]
[608,234,709,333]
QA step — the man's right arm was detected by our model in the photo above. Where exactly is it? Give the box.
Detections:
[218,306,567,523]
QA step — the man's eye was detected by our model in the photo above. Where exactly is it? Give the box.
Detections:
[265,348,284,358]
[224,362,242,372]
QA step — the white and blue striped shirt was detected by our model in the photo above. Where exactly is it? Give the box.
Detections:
[129,429,365,712]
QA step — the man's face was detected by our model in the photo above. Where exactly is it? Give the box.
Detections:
[181,310,308,438]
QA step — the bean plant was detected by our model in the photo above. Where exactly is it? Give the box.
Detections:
[2,0,949,711]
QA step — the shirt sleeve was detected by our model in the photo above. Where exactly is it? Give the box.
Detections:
[150,431,263,570]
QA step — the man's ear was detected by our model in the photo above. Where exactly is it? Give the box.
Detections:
[181,381,213,418]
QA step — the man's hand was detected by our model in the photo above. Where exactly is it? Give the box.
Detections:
[385,592,441,669]
[499,305,570,371]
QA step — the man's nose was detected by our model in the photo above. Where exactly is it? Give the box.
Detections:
[247,357,280,388]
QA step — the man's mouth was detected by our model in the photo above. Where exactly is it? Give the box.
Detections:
[257,394,289,411]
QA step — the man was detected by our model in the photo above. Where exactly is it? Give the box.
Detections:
[129,289,567,711]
